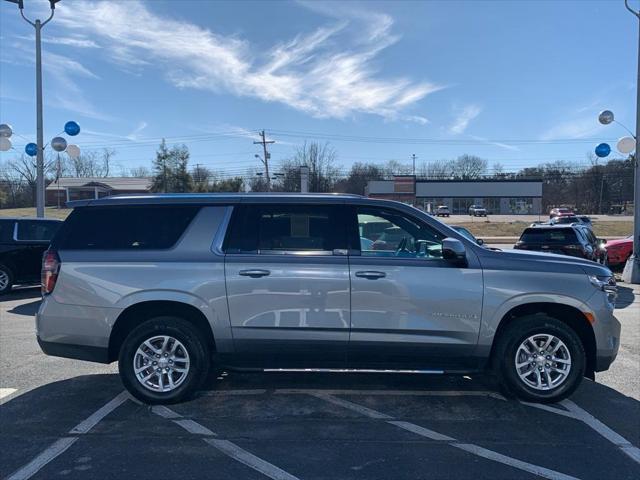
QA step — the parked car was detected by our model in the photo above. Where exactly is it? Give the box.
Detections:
[514,224,607,264]
[468,205,487,217]
[435,205,450,217]
[605,235,633,267]
[0,217,62,294]
[37,194,619,405]
[549,207,574,219]
[549,215,581,225]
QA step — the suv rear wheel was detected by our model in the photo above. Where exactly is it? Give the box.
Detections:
[494,315,585,403]
[0,264,13,295]
[118,316,210,404]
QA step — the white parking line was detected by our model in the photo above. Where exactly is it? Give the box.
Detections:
[205,439,300,480]
[313,393,581,480]
[276,389,505,399]
[5,391,128,480]
[151,406,300,480]
[520,399,640,465]
[0,388,17,404]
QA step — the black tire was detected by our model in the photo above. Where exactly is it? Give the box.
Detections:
[118,316,210,405]
[0,264,14,295]
[493,315,585,403]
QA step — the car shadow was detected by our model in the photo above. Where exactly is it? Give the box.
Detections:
[1,286,41,303]
[8,299,42,316]
[615,285,635,309]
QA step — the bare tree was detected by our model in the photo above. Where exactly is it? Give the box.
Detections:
[418,160,453,179]
[129,166,150,178]
[279,141,339,192]
[451,154,488,179]
[64,148,115,178]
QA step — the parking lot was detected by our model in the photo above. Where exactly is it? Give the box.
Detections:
[1,285,639,480]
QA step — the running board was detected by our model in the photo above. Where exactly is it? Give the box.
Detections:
[262,368,445,374]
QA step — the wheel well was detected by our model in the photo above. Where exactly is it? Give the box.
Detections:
[108,301,216,362]
[491,302,596,374]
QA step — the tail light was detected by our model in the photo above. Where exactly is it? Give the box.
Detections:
[42,249,60,295]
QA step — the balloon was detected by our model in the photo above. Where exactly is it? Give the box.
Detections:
[598,110,614,125]
[64,121,80,136]
[51,136,68,152]
[595,143,611,158]
[0,137,11,152]
[66,144,80,158]
[616,136,635,154]
[25,143,38,156]
[0,123,12,138]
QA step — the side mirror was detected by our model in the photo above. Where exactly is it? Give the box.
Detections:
[476,238,485,246]
[599,238,607,244]
[442,238,467,264]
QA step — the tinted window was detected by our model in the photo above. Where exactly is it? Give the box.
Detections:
[0,220,15,242]
[225,204,345,253]
[520,228,578,244]
[356,207,445,259]
[16,220,61,241]
[53,206,200,250]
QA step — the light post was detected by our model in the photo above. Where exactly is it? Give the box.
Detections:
[4,0,62,217]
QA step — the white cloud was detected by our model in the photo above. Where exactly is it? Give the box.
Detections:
[126,121,147,141]
[540,117,603,141]
[54,0,442,122]
[468,135,520,152]
[449,105,481,135]
[16,34,99,49]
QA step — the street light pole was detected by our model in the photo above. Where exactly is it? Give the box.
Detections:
[4,0,60,217]
[623,0,640,283]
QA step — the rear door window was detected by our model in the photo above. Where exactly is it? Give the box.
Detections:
[225,204,346,254]
[16,220,61,242]
[53,205,200,250]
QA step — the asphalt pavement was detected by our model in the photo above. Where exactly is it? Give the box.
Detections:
[1,285,639,480]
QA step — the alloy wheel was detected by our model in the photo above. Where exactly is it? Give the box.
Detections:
[514,333,572,391]
[133,335,190,393]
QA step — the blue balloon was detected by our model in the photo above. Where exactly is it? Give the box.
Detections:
[25,143,38,156]
[64,121,80,136]
[595,143,611,158]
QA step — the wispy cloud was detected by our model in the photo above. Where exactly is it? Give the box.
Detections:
[449,105,482,135]
[126,121,147,141]
[54,0,442,122]
[16,34,100,49]
[469,135,520,152]
[540,117,603,141]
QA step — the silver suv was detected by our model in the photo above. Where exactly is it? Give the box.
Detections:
[37,194,620,404]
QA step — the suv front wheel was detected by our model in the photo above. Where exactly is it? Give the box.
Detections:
[118,316,210,404]
[0,264,13,295]
[494,315,585,403]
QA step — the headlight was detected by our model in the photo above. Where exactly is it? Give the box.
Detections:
[589,275,617,301]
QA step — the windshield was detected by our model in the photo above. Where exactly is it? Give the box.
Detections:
[520,228,578,244]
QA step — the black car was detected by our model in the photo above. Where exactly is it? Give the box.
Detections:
[514,224,607,264]
[0,217,62,294]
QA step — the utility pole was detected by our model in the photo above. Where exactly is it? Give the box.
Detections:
[4,0,61,217]
[411,154,417,176]
[254,130,275,191]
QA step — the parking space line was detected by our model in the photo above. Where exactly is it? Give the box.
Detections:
[151,406,300,480]
[520,399,640,465]
[4,391,129,480]
[205,439,300,480]
[203,389,268,395]
[313,393,581,480]
[276,389,505,399]
[0,388,17,403]
[309,393,394,419]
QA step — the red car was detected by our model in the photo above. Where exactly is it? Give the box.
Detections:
[549,207,574,219]
[605,235,633,267]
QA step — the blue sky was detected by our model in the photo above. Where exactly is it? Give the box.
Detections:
[0,0,637,177]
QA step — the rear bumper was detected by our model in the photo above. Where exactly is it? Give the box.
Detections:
[37,337,111,363]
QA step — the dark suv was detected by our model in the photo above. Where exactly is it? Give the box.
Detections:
[514,224,607,264]
[0,217,62,294]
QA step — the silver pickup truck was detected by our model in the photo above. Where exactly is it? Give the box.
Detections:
[37,193,620,404]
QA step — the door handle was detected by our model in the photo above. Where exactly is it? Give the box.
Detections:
[239,269,271,278]
[355,271,386,280]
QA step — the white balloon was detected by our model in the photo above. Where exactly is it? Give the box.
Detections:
[0,137,11,151]
[616,136,635,154]
[66,144,80,158]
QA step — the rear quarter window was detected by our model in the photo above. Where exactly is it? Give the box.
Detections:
[16,220,61,241]
[53,205,201,250]
[0,220,15,242]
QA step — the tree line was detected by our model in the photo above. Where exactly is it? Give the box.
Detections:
[0,138,635,214]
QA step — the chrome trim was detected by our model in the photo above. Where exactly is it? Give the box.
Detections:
[263,368,445,374]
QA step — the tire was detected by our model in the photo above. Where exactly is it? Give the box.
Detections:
[118,316,210,405]
[493,314,585,403]
[0,264,13,295]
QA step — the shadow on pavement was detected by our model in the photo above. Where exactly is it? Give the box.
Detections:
[8,299,41,316]
[1,286,41,303]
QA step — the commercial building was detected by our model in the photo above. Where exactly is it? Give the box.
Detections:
[46,177,152,207]
[366,176,543,214]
